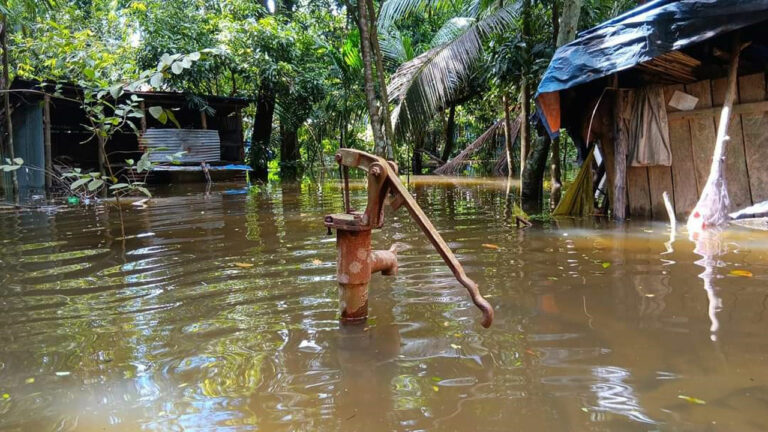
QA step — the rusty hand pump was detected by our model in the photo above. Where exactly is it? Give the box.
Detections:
[324,149,494,328]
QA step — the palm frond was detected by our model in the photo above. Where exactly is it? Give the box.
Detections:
[388,2,518,137]
[378,0,454,30]
[434,119,503,175]
[379,28,414,67]
[430,17,475,47]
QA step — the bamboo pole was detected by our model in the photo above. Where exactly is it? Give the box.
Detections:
[687,34,743,234]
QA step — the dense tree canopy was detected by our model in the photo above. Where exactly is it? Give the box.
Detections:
[0,0,639,193]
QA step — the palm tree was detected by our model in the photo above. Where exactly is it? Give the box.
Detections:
[380,0,519,139]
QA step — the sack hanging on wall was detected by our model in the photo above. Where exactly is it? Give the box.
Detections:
[627,86,672,166]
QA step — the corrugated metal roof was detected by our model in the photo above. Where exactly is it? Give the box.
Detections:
[141,129,221,163]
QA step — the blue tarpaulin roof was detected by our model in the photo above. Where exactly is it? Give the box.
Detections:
[535,0,768,135]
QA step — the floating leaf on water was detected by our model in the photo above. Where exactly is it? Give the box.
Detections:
[432,385,439,392]
[729,269,753,277]
[2,393,9,399]
[482,244,500,250]
[678,395,706,405]
[601,262,611,269]
[55,371,71,377]
[235,262,254,268]
[450,344,461,349]
[431,377,442,382]
[25,378,34,384]
[311,259,322,265]
[581,407,589,413]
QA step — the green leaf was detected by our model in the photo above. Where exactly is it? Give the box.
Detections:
[150,72,163,88]
[12,157,23,165]
[70,178,90,190]
[160,53,173,66]
[109,183,129,190]
[188,52,201,61]
[125,159,135,165]
[678,395,706,405]
[109,85,123,100]
[84,68,95,80]
[88,179,104,191]
[171,62,184,74]
[165,109,180,128]
[148,106,164,119]
[135,186,152,197]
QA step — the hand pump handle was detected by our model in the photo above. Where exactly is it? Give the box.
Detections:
[335,149,494,328]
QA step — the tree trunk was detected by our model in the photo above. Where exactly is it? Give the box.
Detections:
[279,122,301,180]
[550,137,561,211]
[551,0,559,46]
[356,0,387,156]
[250,86,276,182]
[412,133,424,175]
[441,104,456,162]
[2,17,17,198]
[366,0,394,159]
[522,134,551,214]
[547,0,583,210]
[519,77,530,178]
[502,95,515,178]
[556,0,583,47]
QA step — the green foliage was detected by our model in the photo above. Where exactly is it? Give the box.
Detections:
[0,157,23,172]
[1,0,638,184]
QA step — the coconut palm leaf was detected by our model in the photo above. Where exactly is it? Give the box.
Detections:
[387,2,518,137]
[430,17,475,46]
[434,119,504,175]
[378,0,463,30]
[379,28,415,67]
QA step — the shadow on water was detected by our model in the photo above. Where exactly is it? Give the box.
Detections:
[0,178,768,431]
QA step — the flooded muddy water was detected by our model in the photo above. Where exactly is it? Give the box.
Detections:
[1,177,767,431]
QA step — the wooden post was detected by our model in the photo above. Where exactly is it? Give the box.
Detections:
[612,79,628,221]
[43,95,52,189]
[200,111,208,130]
[687,33,743,233]
[138,101,147,152]
[139,101,147,133]
[236,107,244,161]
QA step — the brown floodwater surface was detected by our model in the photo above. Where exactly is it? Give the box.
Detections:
[1,177,768,431]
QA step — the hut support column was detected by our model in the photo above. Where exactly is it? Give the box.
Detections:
[687,34,743,233]
[200,111,208,130]
[43,95,52,189]
[612,83,628,221]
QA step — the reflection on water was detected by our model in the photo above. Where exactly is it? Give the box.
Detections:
[691,229,729,341]
[1,178,768,431]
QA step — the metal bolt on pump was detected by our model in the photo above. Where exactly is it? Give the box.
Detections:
[324,149,494,328]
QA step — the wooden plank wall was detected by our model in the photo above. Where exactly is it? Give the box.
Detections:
[626,73,767,219]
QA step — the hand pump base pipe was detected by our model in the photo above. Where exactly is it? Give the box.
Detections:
[325,149,494,328]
